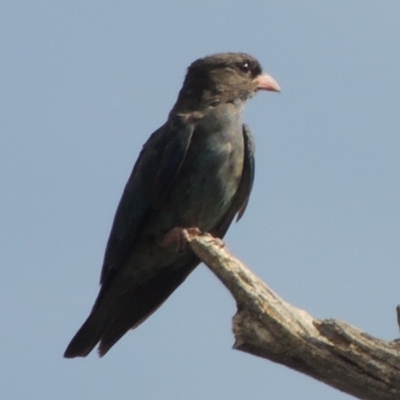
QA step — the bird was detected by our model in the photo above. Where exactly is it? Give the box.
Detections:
[64,52,280,358]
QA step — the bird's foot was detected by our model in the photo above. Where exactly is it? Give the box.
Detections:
[162,227,201,252]
[202,233,225,249]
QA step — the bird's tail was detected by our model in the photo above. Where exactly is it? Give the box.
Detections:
[64,305,109,358]
[64,260,198,358]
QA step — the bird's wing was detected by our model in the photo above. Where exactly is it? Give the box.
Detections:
[100,116,194,284]
[212,123,255,237]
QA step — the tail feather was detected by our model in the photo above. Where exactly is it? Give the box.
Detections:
[98,261,198,356]
[64,308,108,358]
[64,260,198,358]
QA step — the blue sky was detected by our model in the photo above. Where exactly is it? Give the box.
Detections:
[1,2,400,399]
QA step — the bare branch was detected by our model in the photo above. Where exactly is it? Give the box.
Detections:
[186,232,400,400]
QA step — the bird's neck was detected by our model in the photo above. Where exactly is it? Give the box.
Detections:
[169,85,247,117]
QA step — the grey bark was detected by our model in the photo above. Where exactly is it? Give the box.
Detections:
[186,232,400,400]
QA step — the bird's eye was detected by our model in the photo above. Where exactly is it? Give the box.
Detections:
[239,61,250,73]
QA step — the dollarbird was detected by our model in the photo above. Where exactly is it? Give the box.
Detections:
[64,52,280,358]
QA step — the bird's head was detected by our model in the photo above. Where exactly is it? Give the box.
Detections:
[173,53,280,113]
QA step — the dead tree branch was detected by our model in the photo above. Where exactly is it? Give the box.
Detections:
[186,232,400,400]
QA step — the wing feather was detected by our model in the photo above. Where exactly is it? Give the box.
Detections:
[100,118,194,284]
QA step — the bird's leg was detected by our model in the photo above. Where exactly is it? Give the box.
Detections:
[162,227,201,252]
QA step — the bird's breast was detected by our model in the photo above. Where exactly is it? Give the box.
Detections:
[162,104,245,231]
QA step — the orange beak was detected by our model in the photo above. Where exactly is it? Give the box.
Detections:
[254,73,280,92]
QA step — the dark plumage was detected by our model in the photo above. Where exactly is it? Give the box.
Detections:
[64,52,280,358]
